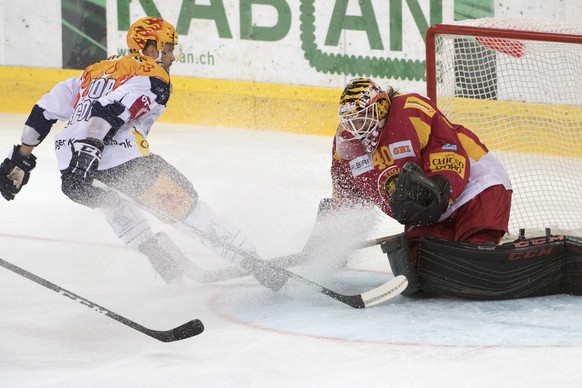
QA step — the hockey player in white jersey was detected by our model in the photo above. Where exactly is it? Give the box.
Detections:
[0,16,286,291]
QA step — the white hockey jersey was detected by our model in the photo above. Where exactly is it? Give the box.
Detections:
[35,54,170,170]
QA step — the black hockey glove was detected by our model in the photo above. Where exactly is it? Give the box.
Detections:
[61,138,109,208]
[64,138,103,180]
[0,145,37,201]
[390,162,451,226]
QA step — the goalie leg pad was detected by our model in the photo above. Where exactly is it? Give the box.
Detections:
[417,236,567,300]
[564,236,582,295]
[381,234,420,295]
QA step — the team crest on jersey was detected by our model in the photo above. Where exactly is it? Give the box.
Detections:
[377,165,400,205]
[389,140,415,160]
[349,153,373,177]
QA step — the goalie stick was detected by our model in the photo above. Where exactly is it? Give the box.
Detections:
[198,234,403,284]
[277,270,407,308]
[190,247,407,307]
[0,257,204,342]
[93,180,408,308]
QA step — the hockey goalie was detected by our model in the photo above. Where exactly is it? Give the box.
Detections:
[329,77,582,300]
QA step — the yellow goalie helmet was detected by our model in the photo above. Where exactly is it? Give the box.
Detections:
[127,16,178,53]
[338,78,390,153]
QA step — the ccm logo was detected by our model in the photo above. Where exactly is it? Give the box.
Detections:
[508,246,554,261]
[513,235,564,248]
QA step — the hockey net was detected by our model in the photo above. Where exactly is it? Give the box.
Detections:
[426,18,582,239]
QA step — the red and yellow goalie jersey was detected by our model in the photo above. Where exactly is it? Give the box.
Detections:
[331,93,512,222]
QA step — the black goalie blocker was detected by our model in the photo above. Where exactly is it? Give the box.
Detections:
[382,232,582,300]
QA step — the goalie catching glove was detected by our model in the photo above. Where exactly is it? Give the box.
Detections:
[0,145,37,201]
[390,161,451,226]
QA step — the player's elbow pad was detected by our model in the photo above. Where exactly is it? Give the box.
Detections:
[23,105,57,145]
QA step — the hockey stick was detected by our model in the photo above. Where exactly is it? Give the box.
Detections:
[93,180,408,308]
[278,271,407,308]
[0,257,204,342]
[199,233,403,283]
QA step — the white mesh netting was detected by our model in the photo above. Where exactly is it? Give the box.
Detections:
[430,18,582,238]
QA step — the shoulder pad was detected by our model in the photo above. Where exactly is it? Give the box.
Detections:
[150,77,171,105]
[119,55,170,83]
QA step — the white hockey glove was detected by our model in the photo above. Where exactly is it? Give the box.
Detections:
[0,145,37,201]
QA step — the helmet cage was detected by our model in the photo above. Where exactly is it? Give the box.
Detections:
[338,78,389,153]
[339,102,382,152]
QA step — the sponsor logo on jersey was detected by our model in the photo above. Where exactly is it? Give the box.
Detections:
[403,97,436,117]
[129,95,152,119]
[389,140,415,160]
[349,153,373,177]
[429,152,466,178]
[55,138,75,151]
[442,143,457,151]
[104,138,133,148]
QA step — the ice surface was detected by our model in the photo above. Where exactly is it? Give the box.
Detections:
[1,113,581,388]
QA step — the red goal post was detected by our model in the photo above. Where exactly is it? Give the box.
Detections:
[425,19,582,238]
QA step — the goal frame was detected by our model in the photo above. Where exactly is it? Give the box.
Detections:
[426,24,582,102]
[425,22,582,238]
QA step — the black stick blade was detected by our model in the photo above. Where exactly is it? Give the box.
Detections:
[174,319,205,340]
[155,319,205,342]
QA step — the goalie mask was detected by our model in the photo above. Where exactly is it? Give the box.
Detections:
[338,78,390,153]
[335,127,367,160]
[127,17,179,63]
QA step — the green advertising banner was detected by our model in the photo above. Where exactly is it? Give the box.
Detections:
[60,0,493,89]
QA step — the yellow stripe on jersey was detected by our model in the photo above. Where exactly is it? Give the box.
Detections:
[404,96,436,117]
[408,117,431,149]
[458,132,487,162]
[133,129,150,156]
